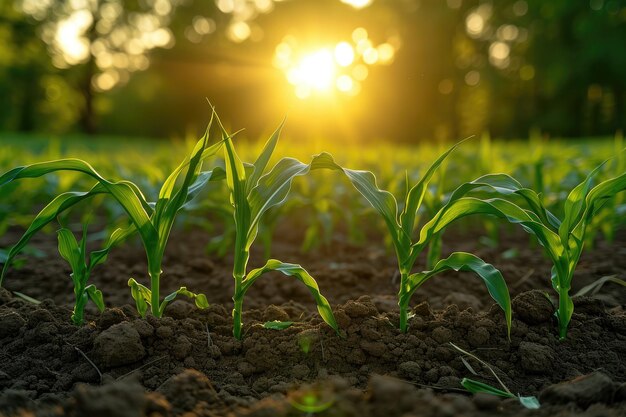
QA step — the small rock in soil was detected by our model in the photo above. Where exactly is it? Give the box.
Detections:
[512,290,554,324]
[519,341,554,374]
[93,322,146,367]
[540,372,616,408]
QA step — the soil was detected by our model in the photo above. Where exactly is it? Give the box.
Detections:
[1,223,625,417]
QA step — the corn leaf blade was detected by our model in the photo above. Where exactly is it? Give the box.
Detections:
[310,152,406,261]
[242,259,338,333]
[85,284,105,312]
[57,228,84,280]
[247,121,284,194]
[402,252,512,336]
[400,140,465,239]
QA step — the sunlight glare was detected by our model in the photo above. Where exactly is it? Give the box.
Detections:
[336,75,354,92]
[55,10,93,65]
[334,42,355,67]
[274,30,400,99]
[341,0,374,9]
[288,49,336,93]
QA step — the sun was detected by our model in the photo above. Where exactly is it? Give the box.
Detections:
[286,49,336,98]
[273,31,398,100]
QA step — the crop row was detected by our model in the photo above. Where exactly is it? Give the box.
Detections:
[1,109,625,341]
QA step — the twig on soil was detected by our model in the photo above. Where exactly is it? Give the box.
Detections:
[116,355,167,381]
[512,269,535,289]
[449,343,512,396]
[69,343,102,383]
[460,357,478,375]
[206,323,213,347]
[319,329,325,362]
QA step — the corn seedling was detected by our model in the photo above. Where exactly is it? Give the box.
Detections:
[218,118,338,339]
[436,159,626,338]
[0,111,224,318]
[309,144,513,334]
[56,225,126,325]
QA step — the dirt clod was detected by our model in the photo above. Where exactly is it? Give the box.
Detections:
[0,311,25,338]
[93,322,146,367]
[540,372,616,408]
[69,377,147,417]
[519,341,554,374]
[512,290,554,324]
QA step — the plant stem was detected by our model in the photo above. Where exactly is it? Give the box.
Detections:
[150,270,161,318]
[232,289,244,339]
[557,286,570,340]
[232,245,249,339]
[399,271,409,332]
[71,281,87,325]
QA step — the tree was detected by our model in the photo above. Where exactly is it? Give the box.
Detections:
[15,0,182,133]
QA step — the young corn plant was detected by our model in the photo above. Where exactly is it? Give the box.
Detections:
[0,111,223,318]
[431,159,626,339]
[218,119,338,339]
[309,144,513,335]
[56,224,128,325]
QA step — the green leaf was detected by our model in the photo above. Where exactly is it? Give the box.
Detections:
[310,152,407,262]
[400,139,467,240]
[57,228,85,282]
[128,278,151,318]
[0,159,157,244]
[159,286,209,316]
[461,377,541,409]
[402,252,512,337]
[1,185,107,285]
[242,259,338,334]
[89,224,136,270]
[85,284,105,312]
[519,396,541,409]
[461,378,515,398]
[559,162,606,242]
[246,157,311,249]
[413,197,564,269]
[447,173,560,229]
[221,122,251,277]
[263,320,294,330]
[247,120,284,193]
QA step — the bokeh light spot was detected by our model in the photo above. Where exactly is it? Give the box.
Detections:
[334,42,355,67]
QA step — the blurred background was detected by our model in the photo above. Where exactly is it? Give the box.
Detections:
[0,0,625,142]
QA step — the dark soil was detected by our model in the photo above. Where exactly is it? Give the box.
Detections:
[1,225,625,417]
